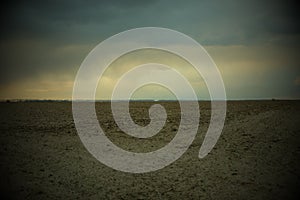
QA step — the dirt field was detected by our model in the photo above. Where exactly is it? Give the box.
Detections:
[0,101,299,199]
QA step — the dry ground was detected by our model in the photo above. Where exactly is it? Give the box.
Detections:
[0,101,299,199]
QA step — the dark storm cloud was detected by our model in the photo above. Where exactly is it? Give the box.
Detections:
[1,0,299,44]
[0,0,162,84]
[0,0,159,43]
[0,0,299,93]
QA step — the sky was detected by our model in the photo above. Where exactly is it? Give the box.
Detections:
[0,0,299,100]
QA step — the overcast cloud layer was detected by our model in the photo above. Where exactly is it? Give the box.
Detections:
[0,0,299,99]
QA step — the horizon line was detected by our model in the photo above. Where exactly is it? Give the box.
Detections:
[1,98,300,102]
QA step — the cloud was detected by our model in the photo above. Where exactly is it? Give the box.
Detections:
[0,0,299,99]
[294,76,300,85]
[1,0,299,44]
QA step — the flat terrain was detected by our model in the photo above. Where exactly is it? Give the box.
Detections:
[0,101,300,199]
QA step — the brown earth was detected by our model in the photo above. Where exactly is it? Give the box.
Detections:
[0,101,299,199]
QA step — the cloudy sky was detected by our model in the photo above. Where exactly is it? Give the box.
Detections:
[0,0,299,100]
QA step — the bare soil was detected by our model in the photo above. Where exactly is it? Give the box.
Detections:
[0,101,299,199]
